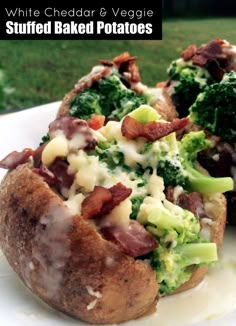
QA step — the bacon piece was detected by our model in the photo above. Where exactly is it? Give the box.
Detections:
[181,44,197,61]
[33,165,56,186]
[33,159,74,195]
[188,39,234,81]
[113,52,137,67]
[112,52,141,83]
[101,220,158,257]
[49,158,74,192]
[192,39,226,67]
[100,183,132,216]
[165,187,176,203]
[33,142,49,168]
[197,39,226,60]
[206,59,225,82]
[81,186,112,219]
[0,148,34,170]
[165,187,208,220]
[74,66,110,93]
[177,192,208,219]
[49,116,86,140]
[81,183,132,219]
[121,115,189,141]
[192,54,208,67]
[49,116,97,151]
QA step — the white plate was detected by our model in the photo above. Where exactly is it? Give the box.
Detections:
[0,102,236,326]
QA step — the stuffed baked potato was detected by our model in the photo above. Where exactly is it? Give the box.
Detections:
[0,52,233,325]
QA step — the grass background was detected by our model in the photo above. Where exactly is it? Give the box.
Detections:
[0,18,235,112]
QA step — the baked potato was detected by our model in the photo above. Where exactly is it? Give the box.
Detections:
[57,52,177,122]
[0,107,230,324]
[0,52,233,324]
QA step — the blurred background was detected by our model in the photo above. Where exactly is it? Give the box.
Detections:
[0,0,235,112]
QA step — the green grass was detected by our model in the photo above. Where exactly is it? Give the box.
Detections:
[0,18,235,111]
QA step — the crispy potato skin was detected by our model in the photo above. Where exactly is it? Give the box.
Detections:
[0,165,159,324]
[58,89,77,117]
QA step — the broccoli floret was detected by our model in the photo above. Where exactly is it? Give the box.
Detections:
[69,72,147,120]
[146,199,200,245]
[189,71,236,142]
[179,131,234,193]
[95,140,124,169]
[167,60,212,117]
[40,133,50,145]
[151,242,217,294]
[112,91,147,120]
[137,195,217,295]
[98,73,123,103]
[128,104,161,123]
[130,196,145,220]
[156,158,186,188]
[97,73,147,119]
[70,88,103,120]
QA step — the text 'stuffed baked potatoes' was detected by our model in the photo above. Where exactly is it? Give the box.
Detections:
[0,53,233,324]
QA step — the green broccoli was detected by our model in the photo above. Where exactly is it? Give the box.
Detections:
[98,73,147,119]
[167,60,213,117]
[69,72,147,121]
[189,71,236,142]
[70,88,103,120]
[95,140,125,169]
[111,91,147,120]
[40,133,50,145]
[130,196,145,220]
[137,195,217,295]
[156,157,187,188]
[179,131,234,193]
[151,242,217,294]
[146,201,200,245]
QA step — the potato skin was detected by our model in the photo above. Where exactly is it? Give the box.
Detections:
[58,89,77,118]
[0,164,159,324]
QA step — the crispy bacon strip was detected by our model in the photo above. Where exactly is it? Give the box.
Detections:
[81,183,132,219]
[33,158,74,194]
[177,192,208,220]
[165,187,208,220]
[121,116,189,141]
[33,142,49,168]
[181,39,235,82]
[115,52,141,83]
[101,220,158,257]
[49,116,97,151]
[49,158,74,191]
[0,148,34,170]
[113,52,138,67]
[81,186,112,219]
[100,183,132,216]
[181,44,197,61]
[33,165,56,186]
[74,66,110,93]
